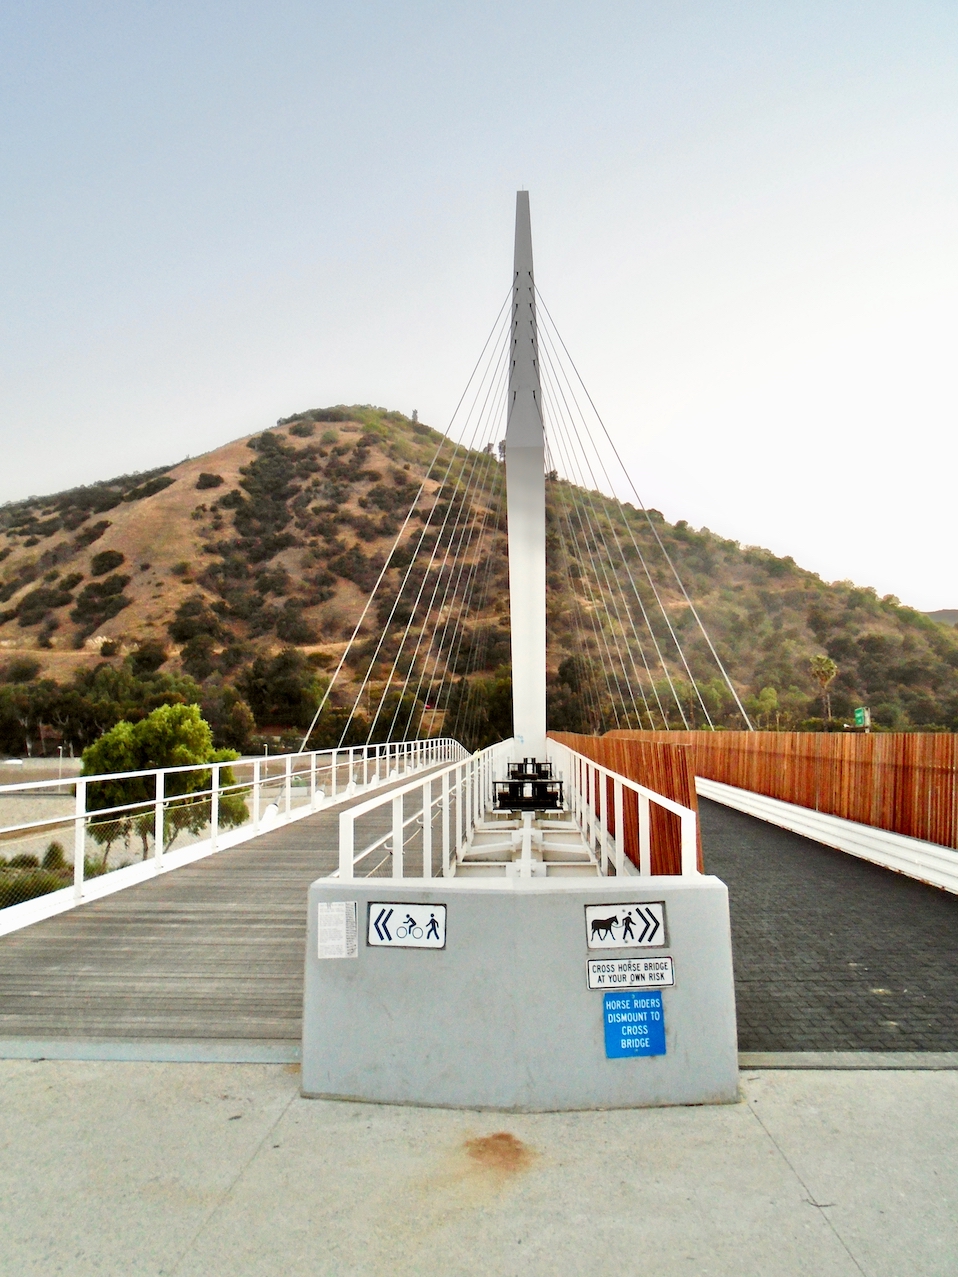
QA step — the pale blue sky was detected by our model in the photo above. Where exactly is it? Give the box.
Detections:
[2,2,957,608]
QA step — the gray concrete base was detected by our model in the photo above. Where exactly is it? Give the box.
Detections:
[302,875,738,1110]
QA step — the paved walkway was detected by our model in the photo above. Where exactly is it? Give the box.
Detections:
[2,1059,956,1276]
[2,787,956,1057]
[700,798,958,1052]
[0,781,418,1050]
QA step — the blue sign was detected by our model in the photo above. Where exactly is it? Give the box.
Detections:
[603,990,666,1059]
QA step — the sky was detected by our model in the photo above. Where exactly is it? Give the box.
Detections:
[2,1,957,610]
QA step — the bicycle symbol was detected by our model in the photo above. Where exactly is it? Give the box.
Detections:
[396,914,423,940]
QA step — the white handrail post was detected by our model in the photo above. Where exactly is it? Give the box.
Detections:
[211,763,220,851]
[422,779,432,878]
[681,811,698,876]
[392,794,404,880]
[310,752,317,808]
[466,760,473,839]
[363,747,368,788]
[585,763,593,849]
[73,778,86,902]
[614,779,624,877]
[348,748,355,790]
[339,810,354,880]
[639,795,651,876]
[442,770,451,876]
[284,753,292,820]
[456,764,465,860]
[253,759,261,833]
[154,770,164,867]
[331,748,338,800]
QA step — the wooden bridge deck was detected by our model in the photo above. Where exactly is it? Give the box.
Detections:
[0,786,411,1053]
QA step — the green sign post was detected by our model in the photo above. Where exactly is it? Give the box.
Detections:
[854,707,871,729]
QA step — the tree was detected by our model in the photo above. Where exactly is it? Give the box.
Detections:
[810,655,839,726]
[81,704,245,867]
[237,648,326,728]
[127,639,168,676]
[744,686,779,729]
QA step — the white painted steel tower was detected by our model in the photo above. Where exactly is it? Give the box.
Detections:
[505,191,547,759]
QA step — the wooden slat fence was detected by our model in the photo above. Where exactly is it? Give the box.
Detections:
[606,731,958,850]
[549,733,703,874]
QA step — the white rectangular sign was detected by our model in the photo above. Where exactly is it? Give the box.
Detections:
[588,956,674,990]
[317,901,358,960]
[585,902,666,949]
[367,903,446,949]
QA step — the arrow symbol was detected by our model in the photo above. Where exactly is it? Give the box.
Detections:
[636,908,652,943]
[374,908,393,941]
[645,907,661,944]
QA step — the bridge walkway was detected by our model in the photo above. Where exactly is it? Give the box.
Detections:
[701,797,958,1052]
[0,776,424,1056]
[1,789,956,1057]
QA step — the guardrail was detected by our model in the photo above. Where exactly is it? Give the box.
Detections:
[548,738,699,876]
[334,737,698,880]
[337,739,514,879]
[697,777,958,895]
[0,738,467,935]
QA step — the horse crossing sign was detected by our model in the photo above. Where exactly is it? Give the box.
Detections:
[584,902,666,949]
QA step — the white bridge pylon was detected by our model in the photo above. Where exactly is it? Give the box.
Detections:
[505,190,547,761]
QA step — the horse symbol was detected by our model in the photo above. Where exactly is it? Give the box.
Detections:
[590,915,619,942]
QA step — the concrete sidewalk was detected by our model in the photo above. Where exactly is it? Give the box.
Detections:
[2,1062,955,1276]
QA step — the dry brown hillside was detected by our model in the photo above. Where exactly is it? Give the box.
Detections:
[0,409,461,673]
[4,405,958,752]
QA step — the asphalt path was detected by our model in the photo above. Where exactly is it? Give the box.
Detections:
[700,797,958,1051]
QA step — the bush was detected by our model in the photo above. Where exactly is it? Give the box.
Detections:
[169,596,222,644]
[8,853,39,868]
[43,841,66,870]
[90,550,125,577]
[122,475,175,502]
[99,640,119,657]
[70,575,131,629]
[73,520,111,549]
[1,657,42,683]
[0,869,69,909]
[128,639,168,675]
[16,585,74,627]
[196,473,224,490]
[289,422,315,438]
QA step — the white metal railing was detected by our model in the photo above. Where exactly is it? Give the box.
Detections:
[0,738,467,935]
[548,738,699,877]
[337,739,514,880]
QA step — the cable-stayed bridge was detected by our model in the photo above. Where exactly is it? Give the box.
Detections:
[1,195,955,1105]
[292,196,750,750]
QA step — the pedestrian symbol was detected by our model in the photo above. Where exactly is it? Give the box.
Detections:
[367,902,446,949]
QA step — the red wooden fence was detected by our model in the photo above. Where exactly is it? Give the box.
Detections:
[549,732,703,874]
[606,731,958,850]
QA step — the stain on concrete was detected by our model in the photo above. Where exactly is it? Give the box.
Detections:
[463,1131,534,1174]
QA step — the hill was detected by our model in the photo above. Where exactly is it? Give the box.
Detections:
[2,406,958,754]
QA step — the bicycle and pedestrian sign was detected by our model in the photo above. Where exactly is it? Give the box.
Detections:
[367,902,447,949]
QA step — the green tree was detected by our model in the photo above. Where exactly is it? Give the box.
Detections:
[747,686,779,730]
[81,704,246,867]
[810,655,839,726]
